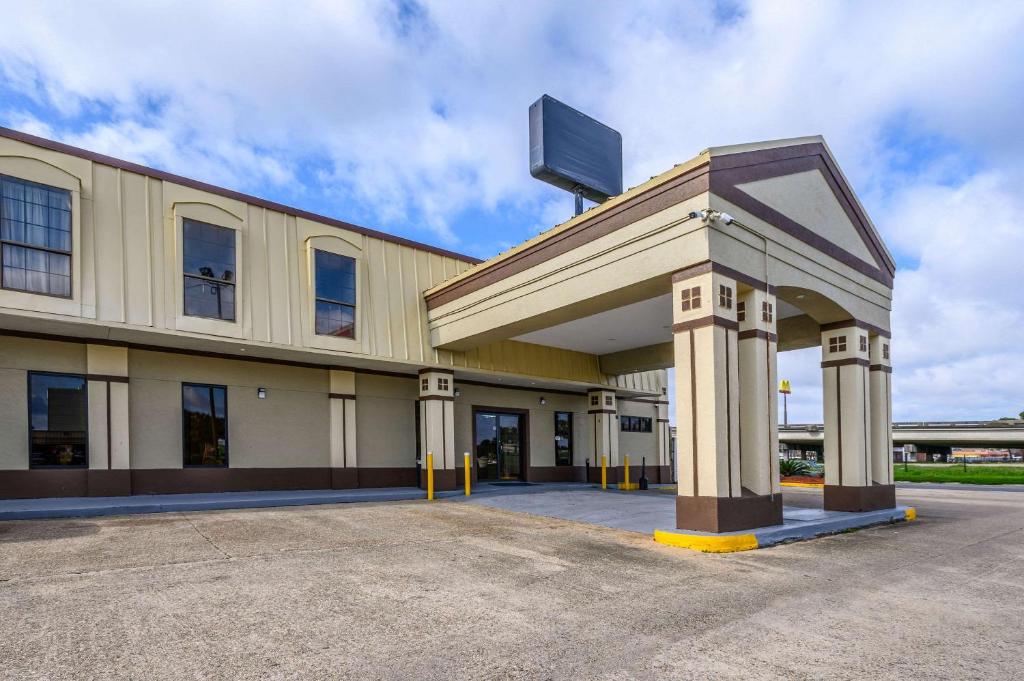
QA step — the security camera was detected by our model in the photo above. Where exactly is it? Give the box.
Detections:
[719,212,735,225]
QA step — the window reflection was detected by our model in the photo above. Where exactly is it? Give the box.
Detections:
[183,219,236,321]
[183,384,228,466]
[29,373,88,467]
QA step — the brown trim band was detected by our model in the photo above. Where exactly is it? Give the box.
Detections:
[671,260,775,294]
[0,126,478,265]
[821,358,870,369]
[1,329,656,401]
[588,409,617,415]
[618,397,668,405]
[737,329,777,342]
[328,393,357,400]
[425,163,710,310]
[86,374,130,383]
[869,364,893,373]
[820,319,891,338]
[418,367,455,375]
[656,418,670,423]
[672,315,739,334]
[420,395,454,402]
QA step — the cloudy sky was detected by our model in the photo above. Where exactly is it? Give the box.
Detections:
[2,1,1022,422]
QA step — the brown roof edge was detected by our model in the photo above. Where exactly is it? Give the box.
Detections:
[0,125,481,265]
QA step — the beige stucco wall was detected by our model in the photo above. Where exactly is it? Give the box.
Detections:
[354,374,418,469]
[617,399,659,469]
[0,337,88,469]
[128,350,330,469]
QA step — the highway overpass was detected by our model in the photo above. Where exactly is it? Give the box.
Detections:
[779,420,1024,451]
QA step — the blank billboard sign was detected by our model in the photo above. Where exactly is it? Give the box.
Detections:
[529,95,622,203]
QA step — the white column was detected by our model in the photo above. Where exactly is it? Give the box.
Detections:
[419,369,456,490]
[821,323,895,511]
[737,287,781,497]
[86,345,130,470]
[869,334,893,485]
[588,389,619,481]
[329,369,358,487]
[655,399,671,483]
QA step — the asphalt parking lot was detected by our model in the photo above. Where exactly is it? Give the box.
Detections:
[1,485,1022,680]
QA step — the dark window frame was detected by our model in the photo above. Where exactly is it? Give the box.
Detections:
[554,411,573,466]
[27,371,89,469]
[619,415,653,433]
[181,382,230,468]
[182,218,237,322]
[313,248,357,339]
[1,174,73,299]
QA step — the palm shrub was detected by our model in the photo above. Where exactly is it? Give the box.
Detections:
[779,458,814,477]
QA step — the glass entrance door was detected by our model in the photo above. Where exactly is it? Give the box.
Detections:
[474,411,524,481]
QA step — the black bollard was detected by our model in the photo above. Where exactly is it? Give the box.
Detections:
[639,456,649,490]
[585,458,590,484]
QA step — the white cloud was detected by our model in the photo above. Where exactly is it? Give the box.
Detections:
[1,1,1023,419]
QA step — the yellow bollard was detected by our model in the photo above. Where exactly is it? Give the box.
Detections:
[426,452,434,501]
[601,455,607,490]
[624,454,630,490]
[464,452,471,496]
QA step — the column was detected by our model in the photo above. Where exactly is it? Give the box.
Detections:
[672,268,782,532]
[587,388,619,483]
[419,369,456,491]
[655,399,672,484]
[821,323,895,511]
[86,344,131,496]
[869,334,894,488]
[329,369,358,488]
[737,287,782,498]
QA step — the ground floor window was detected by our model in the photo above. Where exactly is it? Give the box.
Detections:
[554,411,572,466]
[620,415,652,433]
[28,372,88,467]
[183,383,228,467]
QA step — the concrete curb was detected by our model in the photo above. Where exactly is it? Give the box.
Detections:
[780,481,824,489]
[653,506,916,553]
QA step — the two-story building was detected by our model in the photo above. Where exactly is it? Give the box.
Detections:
[0,127,668,500]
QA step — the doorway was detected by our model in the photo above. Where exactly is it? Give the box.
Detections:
[474,410,526,481]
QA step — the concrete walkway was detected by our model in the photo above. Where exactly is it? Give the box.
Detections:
[0,482,589,521]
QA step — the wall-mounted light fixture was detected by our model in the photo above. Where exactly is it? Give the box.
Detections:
[539,396,547,405]
[454,388,461,398]
[257,387,267,400]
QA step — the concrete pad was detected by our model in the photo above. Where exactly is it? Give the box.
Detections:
[464,487,914,552]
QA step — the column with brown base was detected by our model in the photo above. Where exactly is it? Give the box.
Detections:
[419,369,456,491]
[737,288,782,502]
[329,370,358,489]
[869,334,894,489]
[587,389,619,483]
[655,399,672,484]
[672,267,782,532]
[86,345,131,496]
[821,323,895,511]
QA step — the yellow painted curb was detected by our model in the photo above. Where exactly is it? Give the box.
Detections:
[905,507,917,521]
[653,529,759,553]
[780,481,824,488]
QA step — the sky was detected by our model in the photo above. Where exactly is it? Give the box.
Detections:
[1,1,1023,422]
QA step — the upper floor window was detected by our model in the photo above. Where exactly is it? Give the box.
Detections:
[859,335,868,352]
[314,249,356,338]
[883,343,890,360]
[1,175,72,297]
[28,372,88,468]
[183,218,235,321]
[737,301,746,322]
[437,377,449,392]
[762,301,773,323]
[828,335,847,353]
[590,394,599,407]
